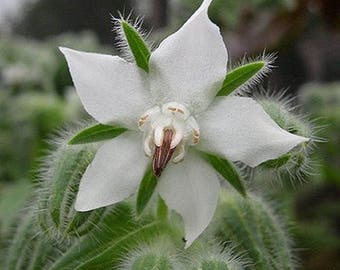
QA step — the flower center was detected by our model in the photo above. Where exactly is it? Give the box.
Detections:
[138,102,200,176]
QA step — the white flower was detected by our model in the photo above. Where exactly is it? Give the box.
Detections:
[60,0,308,248]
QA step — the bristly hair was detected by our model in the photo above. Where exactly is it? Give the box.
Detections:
[201,189,300,268]
[31,120,100,243]
[250,89,325,185]
[231,51,277,97]
[181,240,249,269]
[110,11,154,62]
[117,237,181,270]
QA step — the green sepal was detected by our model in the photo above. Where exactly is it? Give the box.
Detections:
[217,61,266,96]
[157,196,168,221]
[68,124,127,145]
[260,154,291,169]
[121,20,151,72]
[200,151,246,197]
[136,167,158,215]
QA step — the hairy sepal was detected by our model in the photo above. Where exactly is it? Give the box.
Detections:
[136,167,158,216]
[217,54,275,96]
[113,15,151,72]
[257,95,318,181]
[200,151,247,197]
[68,123,127,145]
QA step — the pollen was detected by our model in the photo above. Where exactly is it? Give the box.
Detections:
[193,129,200,144]
[168,106,185,116]
[138,114,149,127]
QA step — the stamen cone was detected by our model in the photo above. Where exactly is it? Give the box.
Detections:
[152,129,176,177]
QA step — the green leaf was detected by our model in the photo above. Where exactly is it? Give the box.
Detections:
[200,152,246,197]
[217,61,266,96]
[136,167,158,215]
[68,124,127,145]
[121,20,151,72]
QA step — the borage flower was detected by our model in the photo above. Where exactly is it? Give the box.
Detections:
[60,0,308,248]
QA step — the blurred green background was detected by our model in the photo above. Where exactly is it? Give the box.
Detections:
[0,0,339,269]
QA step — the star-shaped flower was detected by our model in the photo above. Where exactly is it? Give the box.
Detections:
[60,0,308,247]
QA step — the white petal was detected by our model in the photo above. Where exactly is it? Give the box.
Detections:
[60,47,151,130]
[149,0,227,113]
[198,97,309,167]
[158,152,220,248]
[75,132,148,211]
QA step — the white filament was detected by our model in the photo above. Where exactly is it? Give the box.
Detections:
[138,102,200,162]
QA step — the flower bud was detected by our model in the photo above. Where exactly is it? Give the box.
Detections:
[119,239,178,270]
[214,191,296,270]
[187,243,245,270]
[257,96,315,180]
[3,213,56,270]
[35,127,105,241]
